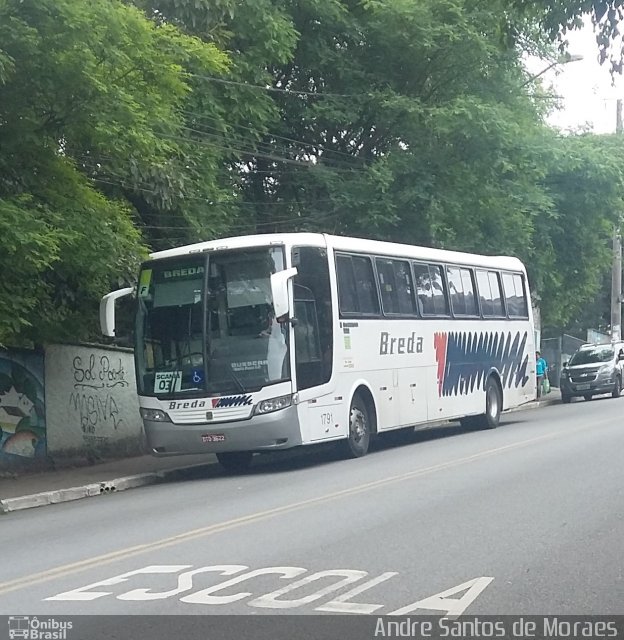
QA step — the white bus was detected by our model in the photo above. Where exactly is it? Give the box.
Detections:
[101,233,537,471]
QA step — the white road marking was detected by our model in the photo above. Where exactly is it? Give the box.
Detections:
[117,565,248,601]
[2,421,600,597]
[179,567,307,605]
[44,565,191,601]
[389,576,495,616]
[45,564,494,615]
[315,572,399,614]
[248,569,368,609]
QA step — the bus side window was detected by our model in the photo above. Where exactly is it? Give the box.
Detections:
[477,270,505,318]
[413,262,449,316]
[336,253,380,316]
[476,269,493,316]
[502,272,529,318]
[376,258,416,315]
[352,255,380,315]
[336,255,358,313]
[489,271,505,317]
[447,266,478,317]
[413,262,433,314]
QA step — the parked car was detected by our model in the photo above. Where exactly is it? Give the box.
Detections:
[560,342,624,403]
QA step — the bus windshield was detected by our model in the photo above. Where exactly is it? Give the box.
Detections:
[135,247,289,396]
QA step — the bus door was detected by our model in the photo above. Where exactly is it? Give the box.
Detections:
[291,246,338,443]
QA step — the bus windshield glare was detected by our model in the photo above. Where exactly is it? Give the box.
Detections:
[135,247,289,397]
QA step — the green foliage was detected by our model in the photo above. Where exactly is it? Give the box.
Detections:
[536,134,624,328]
[2,0,624,345]
[508,0,624,72]
[0,0,228,344]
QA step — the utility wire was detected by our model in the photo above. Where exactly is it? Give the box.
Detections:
[180,109,363,161]
[189,72,362,98]
[172,126,367,171]
[90,175,338,209]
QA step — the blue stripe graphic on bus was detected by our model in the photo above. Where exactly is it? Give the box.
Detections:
[435,331,529,397]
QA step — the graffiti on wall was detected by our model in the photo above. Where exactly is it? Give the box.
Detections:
[0,351,46,459]
[68,353,129,445]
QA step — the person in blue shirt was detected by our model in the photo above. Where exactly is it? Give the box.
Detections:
[536,351,548,398]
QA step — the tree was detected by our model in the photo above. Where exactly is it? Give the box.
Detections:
[535,134,624,328]
[132,0,301,241]
[0,0,228,344]
[509,0,624,72]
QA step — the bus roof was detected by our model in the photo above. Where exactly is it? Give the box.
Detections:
[149,232,526,272]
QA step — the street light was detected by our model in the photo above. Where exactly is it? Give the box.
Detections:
[522,53,584,88]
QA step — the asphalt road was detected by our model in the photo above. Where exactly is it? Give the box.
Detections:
[1,395,623,619]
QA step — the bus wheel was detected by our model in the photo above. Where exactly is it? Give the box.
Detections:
[482,377,502,429]
[340,394,371,458]
[216,451,253,473]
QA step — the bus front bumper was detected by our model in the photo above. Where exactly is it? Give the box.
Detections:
[144,404,302,455]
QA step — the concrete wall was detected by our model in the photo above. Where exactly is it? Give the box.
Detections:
[44,344,144,459]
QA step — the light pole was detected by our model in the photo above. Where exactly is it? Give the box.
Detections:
[611,226,621,341]
[612,101,623,342]
[521,53,584,88]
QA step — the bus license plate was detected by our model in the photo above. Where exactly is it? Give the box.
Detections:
[576,384,590,390]
[202,434,225,443]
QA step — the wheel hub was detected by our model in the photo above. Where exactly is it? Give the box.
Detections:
[350,408,366,442]
[488,387,499,418]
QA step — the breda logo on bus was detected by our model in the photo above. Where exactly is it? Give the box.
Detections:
[163,266,204,279]
[379,331,424,355]
[168,395,253,410]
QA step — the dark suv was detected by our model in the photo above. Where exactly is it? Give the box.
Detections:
[560,342,624,403]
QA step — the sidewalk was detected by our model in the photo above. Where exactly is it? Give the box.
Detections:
[0,452,219,514]
[1,391,561,515]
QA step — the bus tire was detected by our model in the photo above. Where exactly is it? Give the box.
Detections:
[216,451,253,473]
[339,393,371,458]
[482,377,502,429]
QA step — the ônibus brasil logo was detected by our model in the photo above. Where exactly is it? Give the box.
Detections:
[8,617,72,640]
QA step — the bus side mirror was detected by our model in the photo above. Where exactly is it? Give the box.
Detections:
[100,287,134,337]
[270,268,298,321]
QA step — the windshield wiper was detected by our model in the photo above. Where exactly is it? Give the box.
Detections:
[225,364,247,394]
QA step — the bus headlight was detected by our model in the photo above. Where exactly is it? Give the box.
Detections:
[254,395,292,415]
[140,408,171,422]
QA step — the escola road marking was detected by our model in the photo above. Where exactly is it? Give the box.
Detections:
[0,422,603,597]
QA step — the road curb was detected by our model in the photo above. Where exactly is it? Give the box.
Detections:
[0,463,215,515]
[504,396,560,414]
